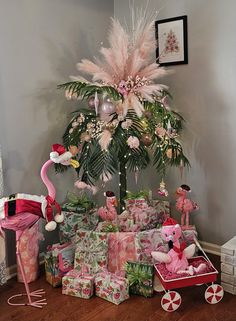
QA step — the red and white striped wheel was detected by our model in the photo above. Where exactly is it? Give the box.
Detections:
[205,284,224,304]
[161,291,181,312]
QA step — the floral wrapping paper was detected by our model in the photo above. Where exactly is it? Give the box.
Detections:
[108,232,137,273]
[119,200,170,232]
[17,221,44,283]
[125,261,154,298]
[45,243,75,287]
[95,271,129,305]
[62,269,94,299]
[59,208,99,243]
[74,230,108,274]
[135,228,164,263]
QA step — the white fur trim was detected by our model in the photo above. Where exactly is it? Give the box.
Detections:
[0,197,7,219]
[55,213,64,223]
[41,198,47,218]
[50,151,72,164]
[45,221,57,231]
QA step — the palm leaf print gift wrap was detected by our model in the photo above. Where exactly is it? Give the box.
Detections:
[125,261,154,297]
[60,193,98,243]
[95,270,129,305]
[74,230,108,273]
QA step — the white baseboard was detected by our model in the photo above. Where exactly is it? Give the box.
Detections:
[199,241,221,256]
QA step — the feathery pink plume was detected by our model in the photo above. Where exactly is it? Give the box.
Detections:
[99,130,112,151]
[138,63,170,80]
[77,59,113,83]
[136,84,168,102]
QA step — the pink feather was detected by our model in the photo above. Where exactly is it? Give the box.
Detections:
[136,84,168,102]
[99,130,112,151]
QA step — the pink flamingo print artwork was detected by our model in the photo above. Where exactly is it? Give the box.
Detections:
[175,184,199,229]
[0,144,79,308]
[98,191,118,222]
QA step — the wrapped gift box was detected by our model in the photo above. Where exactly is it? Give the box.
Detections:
[62,269,94,298]
[95,271,129,305]
[59,208,99,243]
[74,230,108,274]
[17,221,44,283]
[108,232,137,273]
[45,243,75,287]
[119,200,170,232]
[95,221,119,233]
[135,228,164,263]
[125,261,154,297]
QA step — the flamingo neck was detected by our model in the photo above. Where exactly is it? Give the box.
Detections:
[40,159,56,200]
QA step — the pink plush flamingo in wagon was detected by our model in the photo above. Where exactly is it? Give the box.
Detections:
[98,191,118,222]
[175,184,199,229]
[0,144,79,308]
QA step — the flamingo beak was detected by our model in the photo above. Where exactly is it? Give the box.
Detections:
[112,198,118,207]
[70,159,80,169]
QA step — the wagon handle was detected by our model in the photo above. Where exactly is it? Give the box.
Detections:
[193,236,215,270]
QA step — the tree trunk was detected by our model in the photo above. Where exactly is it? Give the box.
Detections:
[119,160,127,213]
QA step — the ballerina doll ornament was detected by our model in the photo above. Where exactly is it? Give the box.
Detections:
[151,218,206,275]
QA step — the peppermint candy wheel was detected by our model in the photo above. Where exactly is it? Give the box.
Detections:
[161,291,181,312]
[205,284,224,304]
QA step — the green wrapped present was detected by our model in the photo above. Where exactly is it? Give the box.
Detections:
[74,230,108,274]
[125,261,154,297]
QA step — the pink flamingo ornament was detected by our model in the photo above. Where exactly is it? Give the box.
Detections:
[151,218,206,275]
[175,184,199,230]
[98,191,118,222]
[0,144,79,308]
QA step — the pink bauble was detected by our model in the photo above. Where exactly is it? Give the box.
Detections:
[88,96,99,109]
[100,99,116,114]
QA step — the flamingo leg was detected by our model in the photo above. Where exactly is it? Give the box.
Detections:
[181,213,185,226]
[7,230,46,309]
[186,211,190,228]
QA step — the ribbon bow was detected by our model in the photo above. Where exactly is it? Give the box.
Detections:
[46,195,61,217]
[173,241,186,259]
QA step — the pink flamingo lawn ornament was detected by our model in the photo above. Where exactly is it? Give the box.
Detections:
[98,191,118,222]
[175,184,199,230]
[0,144,79,308]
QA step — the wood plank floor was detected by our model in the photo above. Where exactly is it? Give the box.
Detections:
[1,255,236,321]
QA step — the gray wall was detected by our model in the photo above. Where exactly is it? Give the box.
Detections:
[0,0,114,266]
[115,0,236,245]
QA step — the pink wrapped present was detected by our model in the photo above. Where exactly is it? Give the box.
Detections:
[108,232,137,273]
[125,198,148,210]
[135,228,164,263]
[17,221,44,283]
[95,270,129,305]
[62,268,94,298]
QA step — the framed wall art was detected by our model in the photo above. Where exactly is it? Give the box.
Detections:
[155,15,188,66]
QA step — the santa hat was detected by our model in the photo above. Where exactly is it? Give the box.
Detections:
[162,217,179,227]
[180,184,191,192]
[104,191,115,198]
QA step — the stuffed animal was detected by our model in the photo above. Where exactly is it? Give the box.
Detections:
[176,184,199,229]
[98,191,118,221]
[151,218,206,275]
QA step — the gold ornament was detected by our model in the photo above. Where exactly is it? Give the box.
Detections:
[141,133,152,146]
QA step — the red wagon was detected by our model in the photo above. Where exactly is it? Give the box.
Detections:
[154,239,224,312]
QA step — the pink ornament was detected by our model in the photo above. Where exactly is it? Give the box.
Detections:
[127,136,140,149]
[100,99,116,114]
[88,96,99,109]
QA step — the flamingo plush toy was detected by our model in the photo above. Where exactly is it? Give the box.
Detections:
[151,218,206,275]
[98,191,118,222]
[176,184,199,229]
[0,144,79,308]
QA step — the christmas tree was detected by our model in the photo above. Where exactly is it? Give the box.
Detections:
[57,12,189,210]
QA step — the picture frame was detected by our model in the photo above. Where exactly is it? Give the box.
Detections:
[155,15,188,66]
